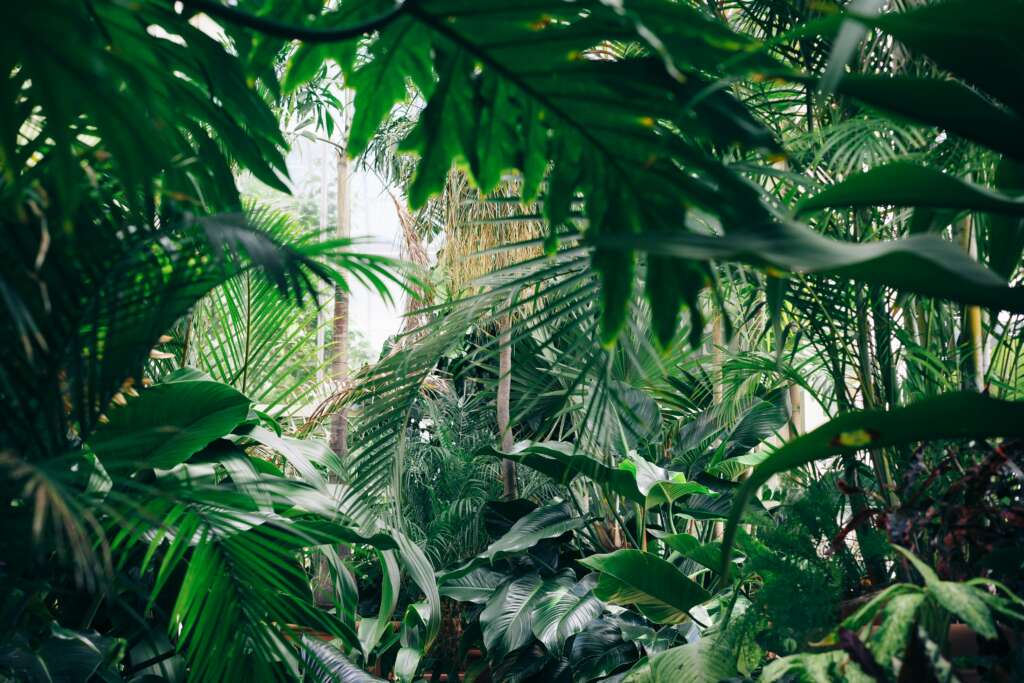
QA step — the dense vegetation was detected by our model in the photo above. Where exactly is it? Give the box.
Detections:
[3,0,1024,681]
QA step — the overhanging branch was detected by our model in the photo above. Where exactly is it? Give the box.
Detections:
[178,0,407,42]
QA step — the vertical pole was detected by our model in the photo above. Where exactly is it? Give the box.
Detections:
[497,318,518,499]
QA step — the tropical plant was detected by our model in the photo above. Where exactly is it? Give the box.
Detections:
[7,0,1024,681]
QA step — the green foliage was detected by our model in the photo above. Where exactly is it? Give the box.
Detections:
[722,393,1024,573]
[400,388,501,567]
[7,0,1024,681]
[88,379,250,470]
[580,550,711,625]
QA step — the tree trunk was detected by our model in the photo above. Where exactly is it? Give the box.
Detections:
[956,213,985,392]
[787,383,804,438]
[711,315,725,404]
[315,137,352,608]
[316,143,330,385]
[328,148,351,458]
[497,320,517,499]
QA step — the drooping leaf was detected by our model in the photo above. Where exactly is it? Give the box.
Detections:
[481,572,550,661]
[580,550,711,625]
[303,637,384,682]
[88,380,250,471]
[531,574,603,653]
[622,619,743,683]
[480,442,646,505]
[348,17,434,158]
[439,567,508,604]
[479,500,585,563]
[569,617,641,682]
[985,157,1024,279]
[893,546,999,640]
[722,393,1024,574]
[600,220,1024,314]
[797,162,1024,216]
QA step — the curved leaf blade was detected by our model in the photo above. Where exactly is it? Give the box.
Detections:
[722,393,1024,575]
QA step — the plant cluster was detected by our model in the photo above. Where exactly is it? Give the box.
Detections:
[4,1,1024,682]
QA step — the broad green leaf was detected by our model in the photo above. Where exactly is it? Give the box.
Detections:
[869,593,926,664]
[240,426,342,489]
[798,162,1024,216]
[303,637,385,682]
[440,500,585,581]
[569,617,640,682]
[623,620,742,683]
[580,550,711,624]
[484,442,710,509]
[659,534,723,573]
[481,498,540,539]
[859,0,1024,117]
[395,602,430,683]
[400,49,473,208]
[395,531,441,654]
[760,650,870,683]
[439,567,507,604]
[481,572,554,661]
[821,74,1024,161]
[893,547,999,640]
[722,393,1024,574]
[986,158,1024,279]
[838,583,923,636]
[348,17,434,158]
[531,574,602,653]
[358,549,401,658]
[88,380,250,470]
[481,441,645,504]
[481,500,584,562]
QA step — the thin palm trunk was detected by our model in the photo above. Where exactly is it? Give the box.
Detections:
[328,148,351,458]
[957,213,986,392]
[317,118,353,605]
[497,319,517,499]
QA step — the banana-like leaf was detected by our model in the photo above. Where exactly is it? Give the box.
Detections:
[489,643,560,683]
[480,442,645,504]
[531,574,603,653]
[721,392,1024,575]
[238,425,342,489]
[303,637,384,682]
[87,380,250,471]
[440,499,585,582]
[482,499,540,540]
[395,601,431,683]
[659,534,723,574]
[357,549,401,658]
[481,571,573,661]
[797,162,1024,216]
[439,567,508,604]
[394,531,441,658]
[480,500,585,564]
[622,629,739,683]
[580,550,711,625]
[569,617,641,682]
[621,456,715,510]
